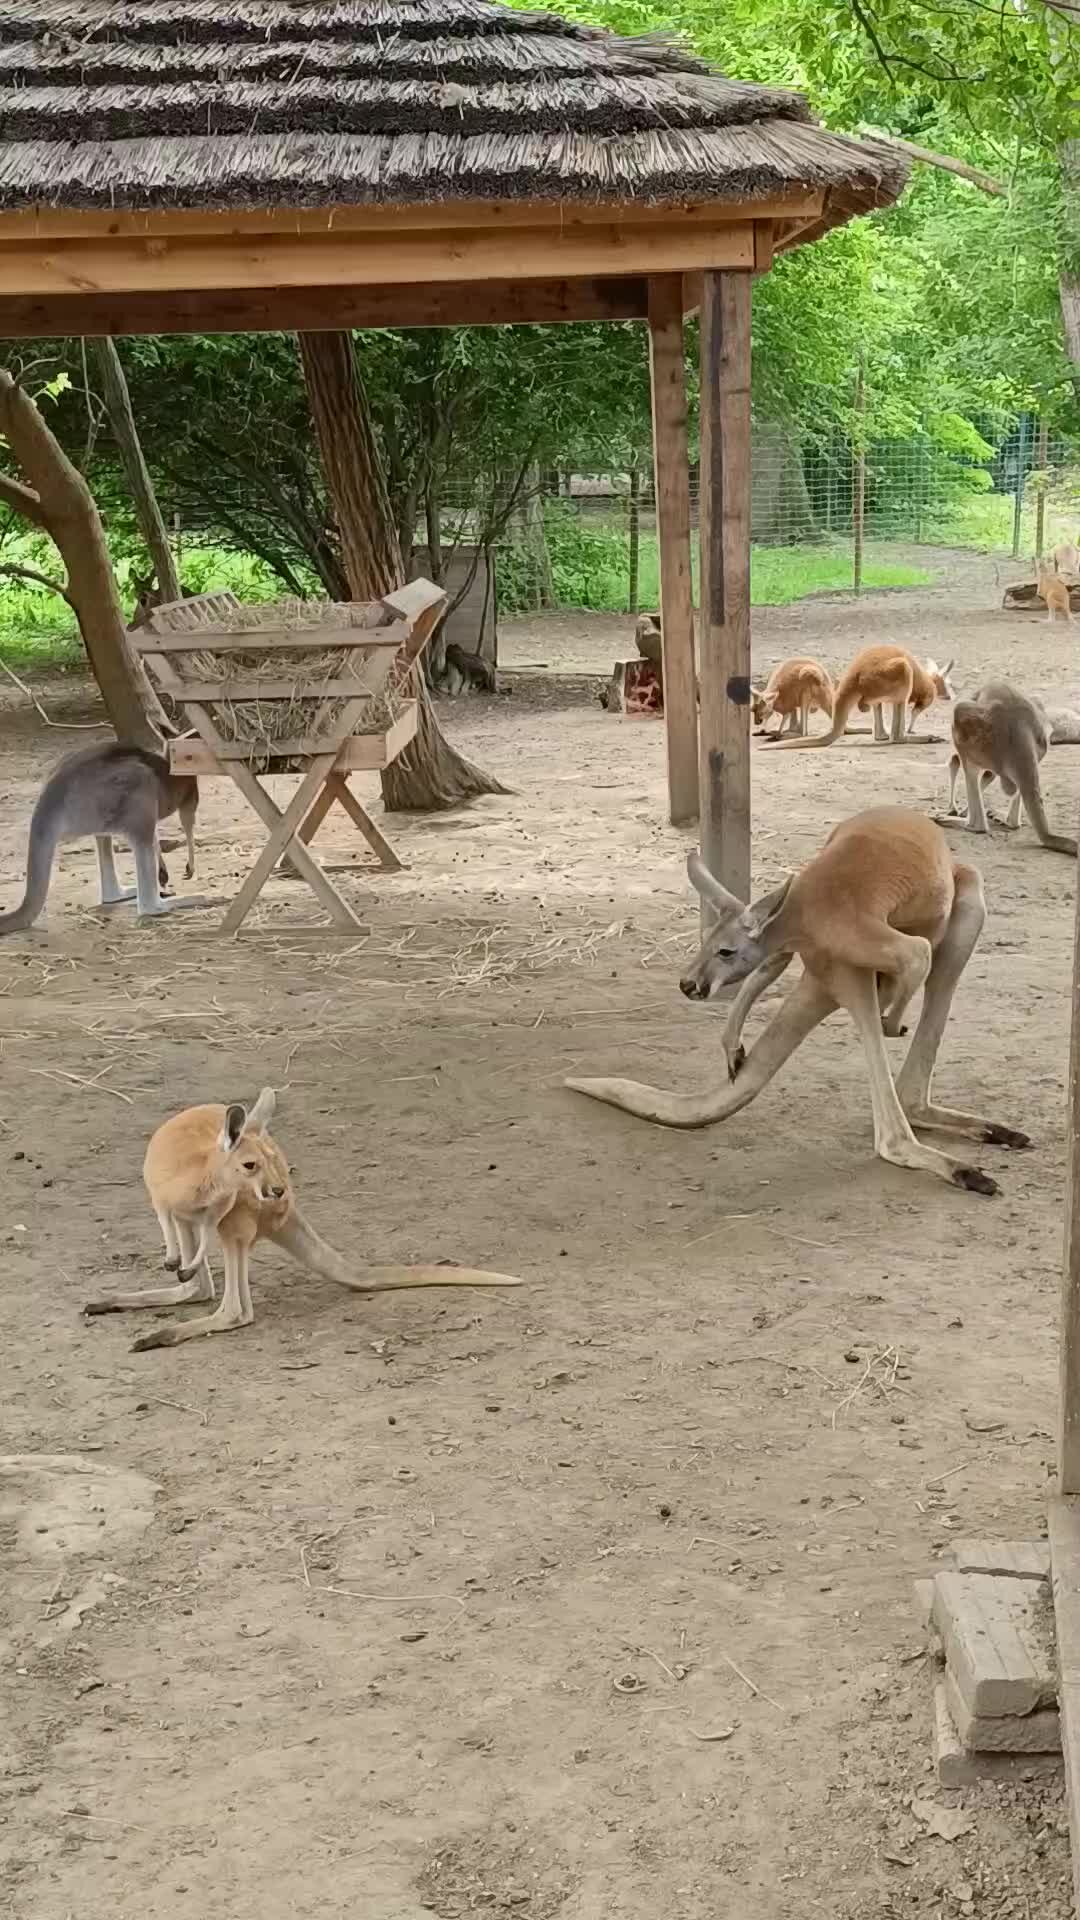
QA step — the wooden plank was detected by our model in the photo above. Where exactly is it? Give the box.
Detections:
[0,193,826,242]
[1047,1498,1080,1911]
[647,276,698,828]
[1061,851,1080,1494]
[0,276,653,339]
[168,700,419,775]
[135,628,403,653]
[753,221,775,275]
[0,222,757,298]
[220,755,340,935]
[697,270,753,903]
[171,677,387,700]
[326,775,403,873]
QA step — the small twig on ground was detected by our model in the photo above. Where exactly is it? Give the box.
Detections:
[300,1543,312,1590]
[0,655,106,730]
[718,1651,783,1713]
[147,1394,210,1428]
[643,1647,681,1684]
[29,1066,134,1103]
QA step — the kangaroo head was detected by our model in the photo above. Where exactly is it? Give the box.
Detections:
[679,851,792,1001]
[215,1088,289,1204]
[750,686,774,727]
[926,657,956,702]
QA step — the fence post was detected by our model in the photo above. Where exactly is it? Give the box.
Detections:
[1012,413,1031,560]
[627,467,641,613]
[1035,417,1049,561]
[852,354,866,596]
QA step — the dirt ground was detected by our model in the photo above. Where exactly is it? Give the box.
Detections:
[1,549,1078,1919]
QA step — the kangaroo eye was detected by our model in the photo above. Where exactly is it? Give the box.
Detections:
[242,1159,258,1173]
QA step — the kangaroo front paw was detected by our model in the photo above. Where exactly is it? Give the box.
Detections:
[725,1044,746,1083]
[176,1263,201,1283]
[982,1123,1031,1150]
[163,1255,182,1272]
[952,1165,1000,1197]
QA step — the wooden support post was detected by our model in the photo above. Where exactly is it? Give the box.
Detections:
[853,352,866,597]
[697,270,752,899]
[1060,852,1080,1493]
[647,276,699,828]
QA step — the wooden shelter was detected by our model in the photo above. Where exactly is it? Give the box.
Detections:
[0,0,909,887]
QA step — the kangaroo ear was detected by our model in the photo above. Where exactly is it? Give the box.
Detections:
[220,1103,247,1150]
[245,1086,276,1134]
[746,874,792,936]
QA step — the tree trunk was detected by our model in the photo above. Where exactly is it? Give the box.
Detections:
[0,370,166,747]
[93,338,181,605]
[297,330,507,809]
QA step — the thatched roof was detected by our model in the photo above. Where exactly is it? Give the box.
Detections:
[0,0,909,222]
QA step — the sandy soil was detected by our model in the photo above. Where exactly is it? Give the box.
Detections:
[1,552,1077,1919]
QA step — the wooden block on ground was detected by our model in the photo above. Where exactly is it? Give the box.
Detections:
[932,1570,1056,1719]
[944,1669,1060,1754]
[952,1539,1051,1582]
[935,1683,1062,1787]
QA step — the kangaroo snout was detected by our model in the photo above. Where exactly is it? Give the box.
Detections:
[680,975,706,1000]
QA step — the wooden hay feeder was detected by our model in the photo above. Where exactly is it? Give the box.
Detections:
[133,579,446,933]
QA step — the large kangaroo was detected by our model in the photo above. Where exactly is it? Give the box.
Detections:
[85,1090,523,1349]
[0,743,200,933]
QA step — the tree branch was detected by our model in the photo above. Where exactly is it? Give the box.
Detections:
[0,560,76,608]
[0,467,47,528]
[858,127,1006,194]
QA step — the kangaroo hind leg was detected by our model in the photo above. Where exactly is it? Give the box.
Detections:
[830,962,997,1193]
[894,865,1030,1151]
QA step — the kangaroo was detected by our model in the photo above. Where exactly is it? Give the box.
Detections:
[1036,557,1073,625]
[1044,701,1080,744]
[566,809,1030,1195]
[751,657,834,739]
[1052,540,1080,581]
[84,1094,523,1348]
[443,642,496,695]
[936,681,1077,856]
[0,743,200,935]
[769,646,954,751]
[634,613,663,665]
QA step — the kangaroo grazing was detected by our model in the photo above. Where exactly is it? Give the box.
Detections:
[1036,557,1073,625]
[1043,701,1080,745]
[769,645,954,750]
[751,657,834,738]
[0,743,200,934]
[936,681,1077,855]
[566,809,1030,1195]
[84,1092,523,1348]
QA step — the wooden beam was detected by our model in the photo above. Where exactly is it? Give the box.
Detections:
[1046,1498,1080,1910]
[1061,854,1080,1493]
[169,702,419,774]
[697,271,753,903]
[0,192,827,243]
[647,276,698,828]
[0,276,653,339]
[0,222,756,299]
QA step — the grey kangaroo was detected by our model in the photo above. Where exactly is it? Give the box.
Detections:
[935,681,1077,856]
[0,743,201,934]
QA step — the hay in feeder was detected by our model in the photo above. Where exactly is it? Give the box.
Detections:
[165,598,405,769]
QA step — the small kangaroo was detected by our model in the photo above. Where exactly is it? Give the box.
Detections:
[1036,556,1073,625]
[769,645,954,750]
[1043,701,1080,745]
[0,743,200,934]
[936,681,1077,855]
[751,657,834,738]
[84,1092,523,1348]
[567,809,1030,1195]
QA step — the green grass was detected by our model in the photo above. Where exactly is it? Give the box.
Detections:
[0,541,290,670]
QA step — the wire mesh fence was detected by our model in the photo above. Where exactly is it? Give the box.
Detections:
[485,414,1080,617]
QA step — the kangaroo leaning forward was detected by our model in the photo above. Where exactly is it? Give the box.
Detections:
[567,808,1029,1196]
[85,1089,521,1350]
[769,645,954,750]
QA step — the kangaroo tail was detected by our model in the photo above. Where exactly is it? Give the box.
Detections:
[771,685,857,750]
[267,1211,522,1290]
[1016,758,1078,855]
[0,791,63,933]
